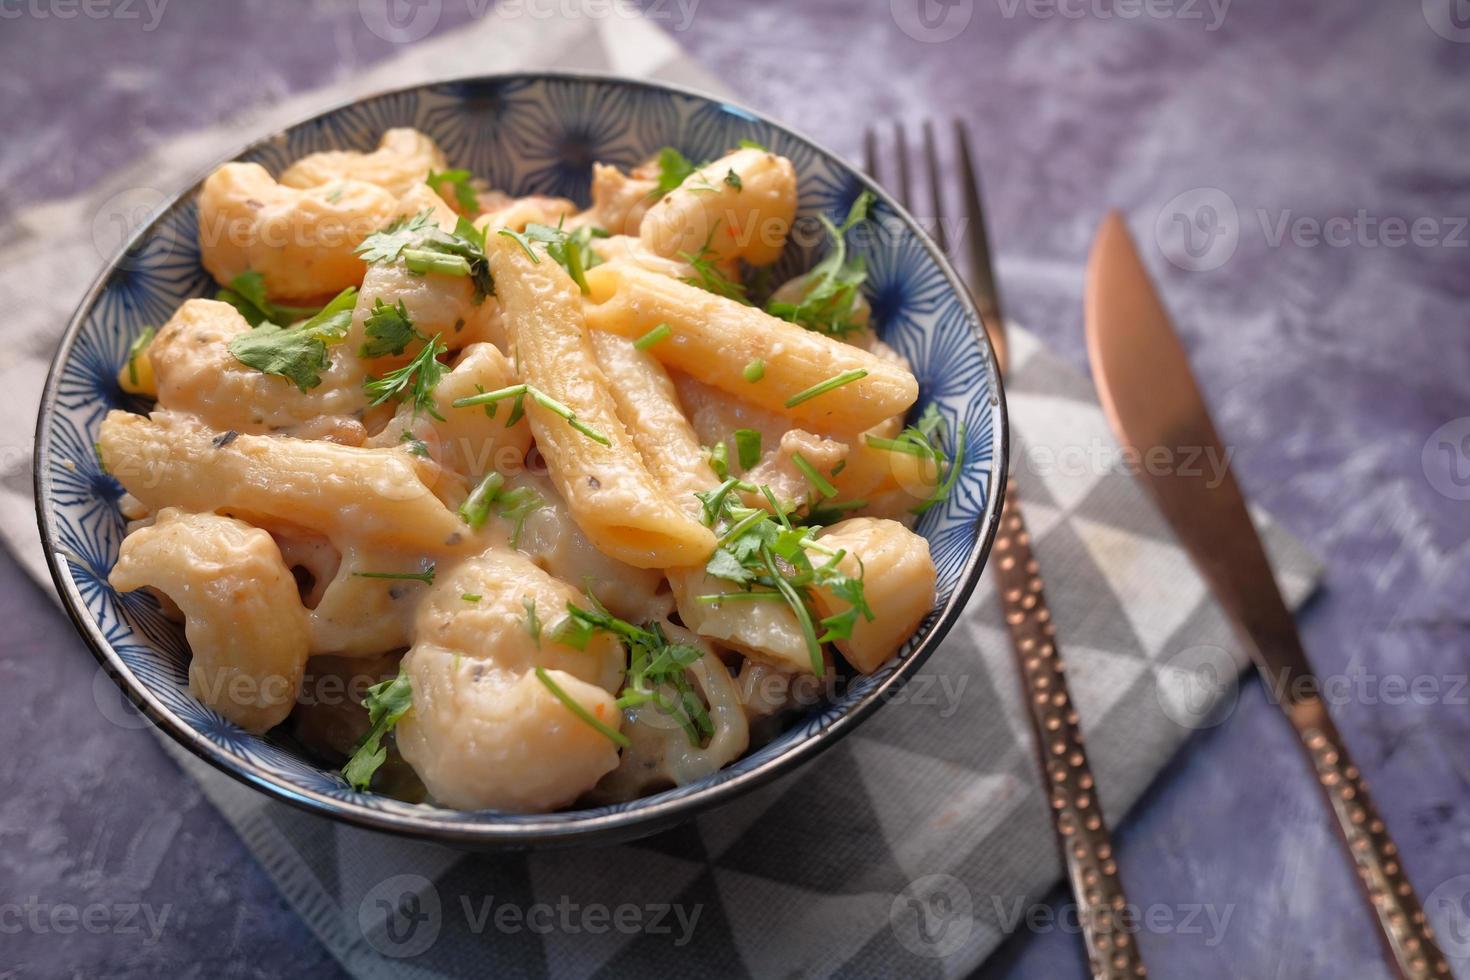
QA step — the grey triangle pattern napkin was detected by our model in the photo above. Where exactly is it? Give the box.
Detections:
[1,8,1320,979]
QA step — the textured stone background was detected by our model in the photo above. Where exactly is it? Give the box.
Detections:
[2,1,1468,977]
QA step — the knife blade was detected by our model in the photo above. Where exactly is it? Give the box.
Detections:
[1083,211,1449,980]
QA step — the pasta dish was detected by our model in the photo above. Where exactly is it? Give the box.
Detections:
[97,129,961,812]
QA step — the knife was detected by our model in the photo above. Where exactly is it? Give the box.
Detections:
[1083,211,1449,980]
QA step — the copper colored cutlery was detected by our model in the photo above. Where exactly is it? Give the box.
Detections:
[1085,212,1449,979]
[866,122,1146,980]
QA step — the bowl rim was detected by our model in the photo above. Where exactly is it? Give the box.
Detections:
[34,69,1010,848]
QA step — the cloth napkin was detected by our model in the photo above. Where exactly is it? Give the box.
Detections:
[1,6,1320,978]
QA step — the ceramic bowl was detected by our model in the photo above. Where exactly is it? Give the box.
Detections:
[35,72,1007,847]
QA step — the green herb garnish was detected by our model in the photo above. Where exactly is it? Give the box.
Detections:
[534,666,630,748]
[355,211,438,265]
[342,671,412,791]
[524,596,541,644]
[743,358,765,382]
[452,383,610,446]
[459,471,507,530]
[456,472,542,546]
[357,211,493,302]
[865,403,966,514]
[766,191,874,336]
[226,285,358,392]
[679,225,749,304]
[791,451,838,499]
[498,487,543,548]
[734,428,762,471]
[359,297,417,357]
[364,333,447,419]
[216,271,323,327]
[497,220,606,295]
[651,146,699,197]
[126,326,155,386]
[633,322,671,351]
[552,598,711,747]
[352,563,436,585]
[399,432,430,457]
[785,369,868,408]
[427,168,479,213]
[691,482,874,675]
[724,169,742,191]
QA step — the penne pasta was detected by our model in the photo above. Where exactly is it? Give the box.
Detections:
[584,261,918,432]
[481,232,715,569]
[97,410,465,553]
[588,330,814,670]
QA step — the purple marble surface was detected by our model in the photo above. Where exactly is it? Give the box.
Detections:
[3,1,1468,977]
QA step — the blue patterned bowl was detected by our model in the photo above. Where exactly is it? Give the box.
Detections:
[35,73,1007,848]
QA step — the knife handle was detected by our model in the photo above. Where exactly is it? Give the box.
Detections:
[994,485,1147,979]
[1288,696,1450,978]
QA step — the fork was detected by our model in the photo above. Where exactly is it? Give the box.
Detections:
[866,121,1147,980]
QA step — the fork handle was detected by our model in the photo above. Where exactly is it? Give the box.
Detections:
[994,484,1146,979]
[1287,696,1451,978]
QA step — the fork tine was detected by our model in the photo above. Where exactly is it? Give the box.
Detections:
[953,117,1009,371]
[921,120,949,253]
[863,128,880,184]
[953,119,1002,322]
[893,123,913,211]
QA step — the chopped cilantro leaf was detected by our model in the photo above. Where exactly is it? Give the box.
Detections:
[215,271,323,327]
[651,146,699,197]
[358,211,493,301]
[552,597,710,746]
[360,297,417,357]
[427,168,479,213]
[766,191,874,336]
[342,671,412,791]
[865,403,967,514]
[498,220,605,294]
[364,333,447,419]
[355,211,438,265]
[227,288,357,392]
[679,225,749,304]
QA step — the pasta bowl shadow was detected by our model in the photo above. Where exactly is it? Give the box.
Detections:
[35,72,1009,848]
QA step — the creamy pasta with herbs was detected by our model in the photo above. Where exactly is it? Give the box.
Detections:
[99,128,960,813]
